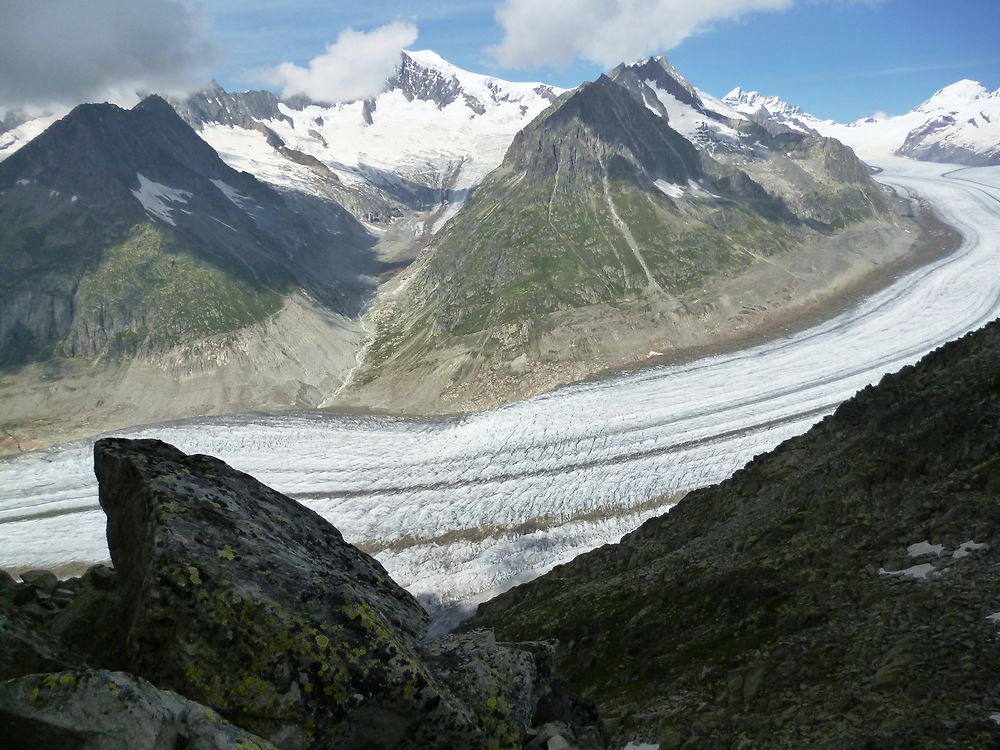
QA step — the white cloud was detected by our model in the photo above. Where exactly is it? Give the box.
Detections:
[491,0,795,69]
[0,0,215,113]
[258,21,418,103]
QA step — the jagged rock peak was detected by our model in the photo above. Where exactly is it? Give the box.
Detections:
[389,50,561,113]
[391,50,466,108]
[168,82,292,130]
[724,87,804,117]
[611,54,704,111]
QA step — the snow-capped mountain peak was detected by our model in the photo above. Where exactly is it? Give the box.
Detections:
[391,50,561,114]
[616,55,704,111]
[723,88,821,137]
[916,79,995,113]
[185,50,566,230]
[725,78,1000,165]
[723,88,805,119]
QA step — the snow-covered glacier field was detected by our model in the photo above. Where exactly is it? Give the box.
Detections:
[1,159,999,624]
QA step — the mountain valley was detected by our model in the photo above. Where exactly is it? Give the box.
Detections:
[2,50,993,449]
[1,26,999,747]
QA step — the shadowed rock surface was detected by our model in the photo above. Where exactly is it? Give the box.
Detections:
[470,318,1000,748]
[0,670,278,750]
[0,563,123,681]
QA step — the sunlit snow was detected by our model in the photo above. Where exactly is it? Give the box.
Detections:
[130,173,192,226]
[907,541,945,557]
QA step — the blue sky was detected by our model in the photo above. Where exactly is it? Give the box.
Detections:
[203,0,1000,122]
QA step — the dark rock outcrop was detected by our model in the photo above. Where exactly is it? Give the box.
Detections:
[0,563,123,681]
[0,670,278,749]
[470,319,1000,748]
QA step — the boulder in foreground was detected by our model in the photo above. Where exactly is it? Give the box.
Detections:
[0,669,277,750]
[93,437,584,749]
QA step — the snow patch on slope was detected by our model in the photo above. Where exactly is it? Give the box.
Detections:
[210,178,254,211]
[131,173,192,226]
[654,179,686,199]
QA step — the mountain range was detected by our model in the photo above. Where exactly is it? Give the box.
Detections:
[333,56,908,413]
[0,51,993,449]
[725,79,1000,165]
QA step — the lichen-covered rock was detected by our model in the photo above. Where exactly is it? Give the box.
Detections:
[93,437,545,749]
[420,631,543,747]
[0,669,277,750]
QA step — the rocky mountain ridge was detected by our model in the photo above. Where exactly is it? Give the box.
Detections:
[470,317,1000,747]
[333,57,909,415]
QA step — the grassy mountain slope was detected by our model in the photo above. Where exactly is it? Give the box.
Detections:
[336,71,911,414]
[0,97,378,452]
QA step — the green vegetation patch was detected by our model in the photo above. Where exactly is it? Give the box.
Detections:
[72,224,283,356]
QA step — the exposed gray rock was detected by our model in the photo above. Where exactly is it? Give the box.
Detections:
[0,669,277,750]
[0,562,123,680]
[169,80,294,131]
[19,569,58,593]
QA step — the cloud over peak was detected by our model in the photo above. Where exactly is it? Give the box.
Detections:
[491,0,794,69]
[0,0,215,113]
[257,21,418,104]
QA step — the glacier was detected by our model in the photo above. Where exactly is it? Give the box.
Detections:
[1,159,999,625]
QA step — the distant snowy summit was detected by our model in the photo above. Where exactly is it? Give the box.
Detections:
[173,49,563,194]
[897,80,1000,165]
[722,88,822,137]
[724,80,1000,166]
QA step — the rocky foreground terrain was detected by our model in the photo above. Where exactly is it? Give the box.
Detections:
[471,319,1000,748]
[0,438,601,749]
[3,316,1000,748]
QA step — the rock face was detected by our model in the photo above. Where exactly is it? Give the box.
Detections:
[0,94,376,367]
[0,670,279,750]
[0,563,123,681]
[91,437,587,749]
[470,318,1000,748]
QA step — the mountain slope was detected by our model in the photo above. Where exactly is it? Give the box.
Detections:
[0,96,377,452]
[725,80,1000,165]
[335,60,910,414]
[471,317,1000,748]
